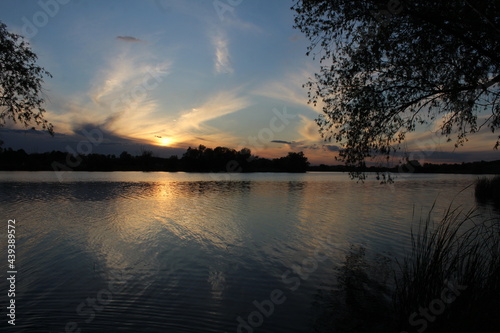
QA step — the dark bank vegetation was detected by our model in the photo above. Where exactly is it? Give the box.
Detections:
[309,159,500,175]
[315,205,500,333]
[0,144,310,173]
[475,176,500,208]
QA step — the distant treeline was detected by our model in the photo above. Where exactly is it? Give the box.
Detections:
[309,159,500,174]
[1,144,498,174]
[0,144,310,173]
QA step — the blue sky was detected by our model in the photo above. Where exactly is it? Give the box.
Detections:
[0,0,498,164]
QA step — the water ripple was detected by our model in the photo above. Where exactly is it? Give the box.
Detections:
[0,172,491,332]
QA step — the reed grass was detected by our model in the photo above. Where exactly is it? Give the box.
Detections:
[315,197,500,333]
[475,175,500,207]
[394,203,500,332]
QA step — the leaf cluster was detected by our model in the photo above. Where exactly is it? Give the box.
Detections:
[292,0,500,174]
[0,21,53,134]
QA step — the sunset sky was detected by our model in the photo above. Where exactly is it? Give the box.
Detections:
[0,0,498,165]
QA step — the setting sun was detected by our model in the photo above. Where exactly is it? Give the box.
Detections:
[158,137,174,147]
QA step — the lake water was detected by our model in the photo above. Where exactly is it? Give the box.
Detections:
[0,171,498,332]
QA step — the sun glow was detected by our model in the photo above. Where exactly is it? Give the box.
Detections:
[157,137,174,147]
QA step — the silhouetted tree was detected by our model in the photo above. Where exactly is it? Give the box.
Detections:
[119,151,132,160]
[182,145,205,171]
[236,148,252,171]
[180,145,311,172]
[274,151,310,172]
[397,159,422,173]
[139,150,154,170]
[164,155,180,171]
[213,146,237,171]
[292,0,500,178]
[0,21,53,134]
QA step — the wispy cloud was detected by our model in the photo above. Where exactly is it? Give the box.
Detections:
[222,16,262,33]
[253,65,323,112]
[323,144,340,152]
[298,115,322,142]
[178,91,248,129]
[45,39,251,149]
[211,30,233,74]
[90,50,170,104]
[157,0,260,76]
[167,89,251,145]
[116,36,144,43]
[44,45,172,143]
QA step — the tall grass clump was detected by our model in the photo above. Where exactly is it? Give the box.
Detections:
[475,175,500,208]
[394,204,500,332]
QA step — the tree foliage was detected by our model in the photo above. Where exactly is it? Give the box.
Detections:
[292,0,500,176]
[274,151,310,172]
[0,21,53,134]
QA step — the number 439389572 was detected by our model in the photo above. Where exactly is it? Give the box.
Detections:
[7,219,16,269]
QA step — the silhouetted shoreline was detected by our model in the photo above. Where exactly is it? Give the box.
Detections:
[309,159,500,175]
[0,145,310,173]
[1,144,499,175]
